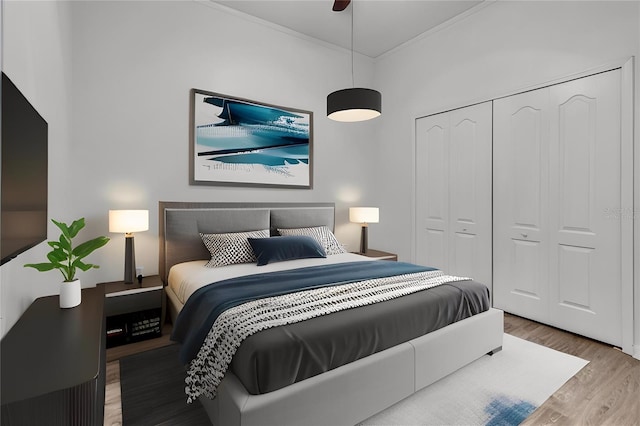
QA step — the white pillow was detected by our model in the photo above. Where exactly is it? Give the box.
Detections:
[277,226,346,255]
[200,229,269,267]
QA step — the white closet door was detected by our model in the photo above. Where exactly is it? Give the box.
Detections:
[415,102,492,287]
[448,104,492,286]
[493,70,623,347]
[416,112,450,272]
[548,70,622,346]
[493,88,550,323]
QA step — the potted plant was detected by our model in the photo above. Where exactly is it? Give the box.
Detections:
[25,218,109,308]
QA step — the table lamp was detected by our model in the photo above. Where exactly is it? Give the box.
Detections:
[349,207,379,254]
[109,210,149,284]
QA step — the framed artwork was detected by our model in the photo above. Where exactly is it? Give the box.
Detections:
[190,89,313,188]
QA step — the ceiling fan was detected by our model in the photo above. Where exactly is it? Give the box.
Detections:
[332,0,351,12]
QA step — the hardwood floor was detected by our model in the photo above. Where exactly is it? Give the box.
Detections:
[104,315,639,425]
[104,361,123,426]
[505,313,640,426]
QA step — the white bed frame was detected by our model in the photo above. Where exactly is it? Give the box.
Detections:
[159,202,504,426]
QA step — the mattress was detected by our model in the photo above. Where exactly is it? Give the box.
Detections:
[169,254,491,396]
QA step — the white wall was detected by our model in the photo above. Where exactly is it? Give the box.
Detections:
[0,0,379,335]
[0,0,74,336]
[373,1,640,355]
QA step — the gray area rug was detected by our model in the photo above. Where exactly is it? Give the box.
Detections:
[120,344,209,425]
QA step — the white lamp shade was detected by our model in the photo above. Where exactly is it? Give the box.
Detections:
[349,207,379,224]
[328,108,381,122]
[109,210,149,233]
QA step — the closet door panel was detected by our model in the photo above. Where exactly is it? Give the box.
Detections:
[510,107,544,240]
[415,102,491,287]
[511,239,543,296]
[450,233,475,279]
[424,229,447,271]
[493,89,549,321]
[448,103,492,285]
[548,70,622,346]
[557,245,592,307]
[415,114,449,270]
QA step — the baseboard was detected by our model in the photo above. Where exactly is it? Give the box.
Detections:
[634,344,640,361]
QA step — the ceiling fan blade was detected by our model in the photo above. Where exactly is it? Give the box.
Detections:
[332,0,351,12]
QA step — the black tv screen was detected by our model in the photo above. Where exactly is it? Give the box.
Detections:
[1,72,48,265]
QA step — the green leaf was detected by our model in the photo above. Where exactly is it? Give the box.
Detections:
[67,218,85,239]
[72,236,110,259]
[74,260,99,272]
[58,234,72,252]
[52,219,71,240]
[47,249,68,263]
[24,263,57,272]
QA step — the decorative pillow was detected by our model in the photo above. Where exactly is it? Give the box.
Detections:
[277,225,347,255]
[248,236,326,266]
[200,229,269,268]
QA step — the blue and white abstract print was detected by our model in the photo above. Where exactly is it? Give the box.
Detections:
[483,394,536,425]
[193,92,311,187]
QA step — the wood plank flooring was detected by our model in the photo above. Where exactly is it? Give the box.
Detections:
[104,314,639,425]
[505,313,640,426]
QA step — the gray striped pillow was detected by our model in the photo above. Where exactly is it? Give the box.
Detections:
[277,226,346,255]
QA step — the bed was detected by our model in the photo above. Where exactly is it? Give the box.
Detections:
[159,201,503,426]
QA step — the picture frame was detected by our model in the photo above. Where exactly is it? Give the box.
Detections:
[190,89,313,188]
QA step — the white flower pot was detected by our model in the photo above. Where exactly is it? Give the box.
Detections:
[60,279,81,308]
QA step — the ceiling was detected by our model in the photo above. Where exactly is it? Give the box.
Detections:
[212,0,484,58]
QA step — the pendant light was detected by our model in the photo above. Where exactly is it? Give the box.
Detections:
[327,1,381,122]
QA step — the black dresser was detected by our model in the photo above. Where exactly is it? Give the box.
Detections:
[1,286,106,425]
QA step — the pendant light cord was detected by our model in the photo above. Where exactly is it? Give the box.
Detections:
[351,1,355,88]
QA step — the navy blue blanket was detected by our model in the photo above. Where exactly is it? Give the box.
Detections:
[171,261,435,364]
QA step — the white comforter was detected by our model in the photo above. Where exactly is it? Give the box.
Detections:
[168,252,376,305]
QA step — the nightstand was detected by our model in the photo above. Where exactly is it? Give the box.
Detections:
[356,249,398,261]
[97,275,164,348]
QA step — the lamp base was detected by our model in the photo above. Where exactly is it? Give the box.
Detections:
[124,234,136,284]
[359,225,368,254]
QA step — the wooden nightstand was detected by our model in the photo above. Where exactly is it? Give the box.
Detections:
[97,275,164,348]
[356,249,398,261]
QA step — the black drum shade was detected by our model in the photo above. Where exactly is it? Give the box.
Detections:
[327,87,382,122]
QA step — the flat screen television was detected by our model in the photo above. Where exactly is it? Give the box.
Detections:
[1,72,48,265]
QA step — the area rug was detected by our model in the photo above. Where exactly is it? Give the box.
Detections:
[120,343,209,425]
[360,334,589,425]
[120,335,588,426]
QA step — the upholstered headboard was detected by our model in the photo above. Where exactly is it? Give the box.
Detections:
[158,201,336,284]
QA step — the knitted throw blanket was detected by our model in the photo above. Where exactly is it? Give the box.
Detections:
[184,269,469,402]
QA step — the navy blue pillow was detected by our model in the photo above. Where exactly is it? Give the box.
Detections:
[248,235,327,266]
